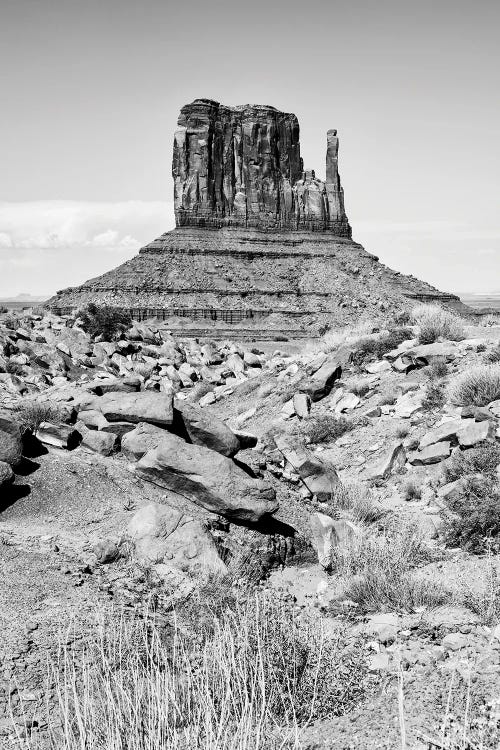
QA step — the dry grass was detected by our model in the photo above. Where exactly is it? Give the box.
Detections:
[12,397,63,434]
[300,414,353,444]
[348,378,371,397]
[448,364,500,406]
[27,598,368,750]
[330,521,448,612]
[330,481,386,524]
[411,304,465,344]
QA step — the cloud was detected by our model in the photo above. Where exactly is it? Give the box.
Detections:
[0,200,175,251]
[0,200,174,296]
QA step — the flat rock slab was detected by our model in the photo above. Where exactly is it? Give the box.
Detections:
[409,441,451,465]
[135,433,278,523]
[301,359,342,402]
[419,419,474,449]
[366,442,406,480]
[457,420,493,447]
[86,391,173,427]
[275,436,340,501]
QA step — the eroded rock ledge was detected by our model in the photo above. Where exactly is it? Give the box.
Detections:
[172,98,351,235]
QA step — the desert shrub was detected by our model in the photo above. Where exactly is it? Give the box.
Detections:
[41,598,368,749]
[274,335,289,342]
[330,482,385,524]
[443,441,500,482]
[396,425,410,439]
[402,478,422,501]
[428,357,448,378]
[353,327,412,364]
[486,345,500,363]
[302,414,353,444]
[411,304,465,344]
[421,379,446,411]
[331,521,448,612]
[78,303,132,340]
[443,476,500,553]
[392,309,411,326]
[348,378,371,397]
[12,398,63,434]
[378,388,399,406]
[448,364,500,406]
[0,305,8,314]
[480,313,500,327]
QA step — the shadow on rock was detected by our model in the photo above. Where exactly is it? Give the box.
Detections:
[0,483,31,511]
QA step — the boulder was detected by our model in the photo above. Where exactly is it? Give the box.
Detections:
[121,422,168,461]
[37,422,82,450]
[0,415,23,466]
[87,391,173,427]
[419,419,473,449]
[310,512,358,570]
[87,376,141,395]
[274,436,339,500]
[365,613,399,645]
[301,359,342,402]
[173,402,240,457]
[127,502,226,576]
[79,426,118,456]
[0,460,14,488]
[293,392,311,419]
[365,360,391,374]
[409,441,451,465]
[366,443,406,481]
[457,420,493,447]
[135,434,277,522]
[78,409,110,430]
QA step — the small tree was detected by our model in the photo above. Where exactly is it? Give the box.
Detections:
[78,303,132,340]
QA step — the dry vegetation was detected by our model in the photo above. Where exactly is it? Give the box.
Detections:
[411,304,465,344]
[449,364,500,406]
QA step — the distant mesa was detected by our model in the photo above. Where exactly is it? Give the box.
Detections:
[47,98,466,337]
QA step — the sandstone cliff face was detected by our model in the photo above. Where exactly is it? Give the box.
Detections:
[172,99,351,236]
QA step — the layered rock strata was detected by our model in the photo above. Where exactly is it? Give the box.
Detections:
[172,99,350,235]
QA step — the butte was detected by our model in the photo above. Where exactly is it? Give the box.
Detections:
[47,98,467,339]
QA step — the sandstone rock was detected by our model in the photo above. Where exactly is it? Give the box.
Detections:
[173,402,240,457]
[310,512,358,570]
[366,443,406,481]
[403,342,457,364]
[93,539,120,564]
[78,409,110,430]
[293,392,311,419]
[121,422,167,461]
[135,434,278,522]
[419,419,473,449]
[333,392,360,413]
[127,502,226,576]
[100,421,136,439]
[199,391,216,407]
[0,460,14,487]
[274,436,339,500]
[0,416,23,466]
[488,399,500,418]
[88,391,173,427]
[422,605,479,633]
[409,441,451,465]
[457,419,493,447]
[36,422,81,450]
[365,360,391,374]
[302,359,342,402]
[172,99,351,235]
[233,430,258,449]
[87,376,141,395]
[79,426,118,456]
[392,391,424,418]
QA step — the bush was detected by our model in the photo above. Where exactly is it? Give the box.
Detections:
[5,360,24,375]
[301,414,353,444]
[41,598,368,748]
[353,327,412,364]
[78,303,132,340]
[428,358,448,378]
[448,364,500,406]
[443,476,500,553]
[411,304,465,344]
[443,441,500,482]
[12,398,63,434]
[0,305,8,314]
[486,345,500,363]
[422,380,446,411]
[330,482,385,524]
[330,521,448,612]
[348,378,371,397]
[402,478,422,501]
[378,388,398,406]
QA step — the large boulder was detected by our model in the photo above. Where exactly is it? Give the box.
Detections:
[86,375,141,395]
[0,415,23,466]
[274,436,340,501]
[173,402,240,457]
[37,422,82,450]
[366,442,406,481]
[121,422,168,461]
[310,512,358,570]
[135,433,277,523]
[0,460,14,488]
[127,502,226,576]
[301,359,342,402]
[84,391,173,427]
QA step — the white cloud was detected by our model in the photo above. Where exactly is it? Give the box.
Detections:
[0,200,174,296]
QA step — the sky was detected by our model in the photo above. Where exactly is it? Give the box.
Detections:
[0,0,499,298]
